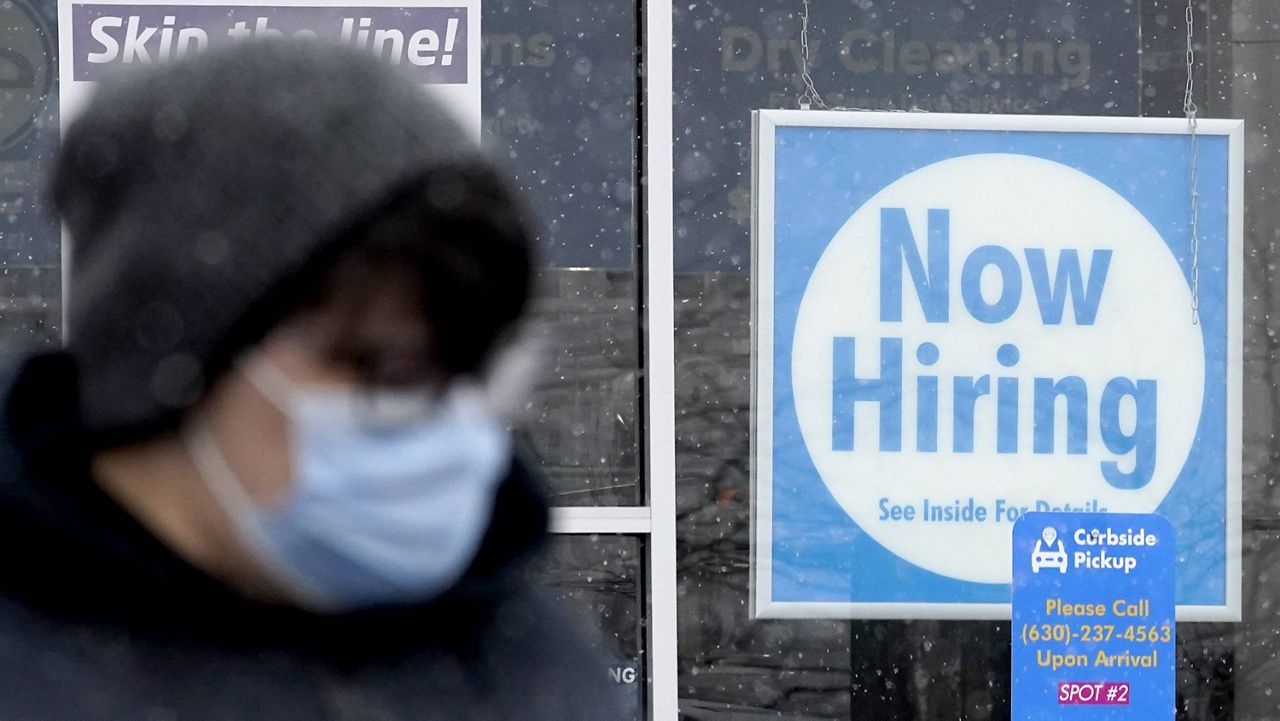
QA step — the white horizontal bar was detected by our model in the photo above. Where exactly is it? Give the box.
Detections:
[756,108,1243,136]
[549,506,652,534]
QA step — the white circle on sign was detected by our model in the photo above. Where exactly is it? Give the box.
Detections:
[791,153,1203,584]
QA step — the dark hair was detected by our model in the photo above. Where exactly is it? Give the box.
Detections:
[308,165,535,381]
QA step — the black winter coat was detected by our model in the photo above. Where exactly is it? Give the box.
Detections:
[0,354,625,720]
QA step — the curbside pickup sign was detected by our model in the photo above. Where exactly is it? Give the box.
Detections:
[57,0,481,137]
[750,111,1242,621]
[1012,513,1175,720]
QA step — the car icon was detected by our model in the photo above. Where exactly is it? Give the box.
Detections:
[1031,540,1068,574]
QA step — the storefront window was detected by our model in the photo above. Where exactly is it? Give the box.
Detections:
[674,0,1274,718]
[2,0,644,504]
[6,0,656,708]
[13,0,1280,716]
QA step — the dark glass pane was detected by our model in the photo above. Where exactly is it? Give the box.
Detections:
[519,268,641,505]
[532,534,646,720]
[0,0,60,351]
[674,0,1140,274]
[483,1,643,506]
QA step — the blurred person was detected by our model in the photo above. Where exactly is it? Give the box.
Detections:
[0,39,625,719]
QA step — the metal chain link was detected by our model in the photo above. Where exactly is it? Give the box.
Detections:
[797,0,827,109]
[1184,0,1201,325]
[796,0,917,113]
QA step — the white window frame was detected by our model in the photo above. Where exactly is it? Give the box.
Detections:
[546,1,677,719]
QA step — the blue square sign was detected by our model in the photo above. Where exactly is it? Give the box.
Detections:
[1012,512,1175,719]
[751,111,1242,620]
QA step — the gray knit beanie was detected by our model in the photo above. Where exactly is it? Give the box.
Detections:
[51,39,532,445]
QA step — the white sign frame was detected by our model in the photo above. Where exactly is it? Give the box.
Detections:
[750,110,1244,622]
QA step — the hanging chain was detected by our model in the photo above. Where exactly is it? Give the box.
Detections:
[1184,0,1201,325]
[797,0,827,109]
[795,0,916,112]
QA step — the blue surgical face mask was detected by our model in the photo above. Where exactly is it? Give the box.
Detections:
[183,357,512,613]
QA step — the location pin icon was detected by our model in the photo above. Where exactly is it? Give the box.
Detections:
[1042,527,1058,546]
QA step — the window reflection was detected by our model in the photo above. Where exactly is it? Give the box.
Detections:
[483,0,643,506]
[674,1,1265,718]
[531,534,645,720]
[0,0,59,349]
